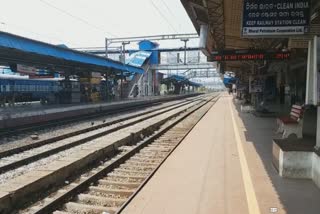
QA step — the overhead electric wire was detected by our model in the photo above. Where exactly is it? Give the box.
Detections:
[0,20,82,47]
[150,0,178,33]
[159,0,177,20]
[39,0,117,37]
[159,0,182,32]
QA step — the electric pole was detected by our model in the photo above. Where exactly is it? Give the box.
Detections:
[180,38,189,65]
[105,38,109,58]
[120,41,130,99]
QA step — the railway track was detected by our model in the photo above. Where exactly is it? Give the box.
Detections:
[0,96,204,180]
[15,94,219,214]
[0,94,218,213]
[0,98,197,152]
[0,101,156,138]
[0,96,202,155]
[0,94,200,140]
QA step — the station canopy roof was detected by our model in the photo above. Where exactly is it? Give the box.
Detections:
[181,0,320,71]
[0,31,143,75]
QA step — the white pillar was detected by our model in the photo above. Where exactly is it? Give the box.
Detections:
[315,36,320,148]
[305,36,318,105]
[317,107,320,148]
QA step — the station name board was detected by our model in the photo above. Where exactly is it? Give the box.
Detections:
[211,50,290,61]
[242,0,311,37]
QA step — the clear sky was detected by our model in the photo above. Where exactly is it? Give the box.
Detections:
[0,0,197,48]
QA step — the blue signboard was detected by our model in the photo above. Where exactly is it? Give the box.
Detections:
[242,0,311,37]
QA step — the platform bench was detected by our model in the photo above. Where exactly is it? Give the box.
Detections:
[276,104,304,138]
[272,105,318,183]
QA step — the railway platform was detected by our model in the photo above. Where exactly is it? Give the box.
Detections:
[122,94,320,214]
[0,94,199,130]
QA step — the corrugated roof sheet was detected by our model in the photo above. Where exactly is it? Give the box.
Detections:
[0,31,143,74]
[127,51,152,67]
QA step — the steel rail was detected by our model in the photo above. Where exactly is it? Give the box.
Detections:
[0,94,200,138]
[0,97,195,159]
[28,94,219,214]
[0,97,203,174]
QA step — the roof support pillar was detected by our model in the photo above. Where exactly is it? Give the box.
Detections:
[311,36,320,149]
[317,106,320,149]
[305,36,318,105]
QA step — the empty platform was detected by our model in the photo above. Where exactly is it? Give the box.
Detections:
[122,94,320,214]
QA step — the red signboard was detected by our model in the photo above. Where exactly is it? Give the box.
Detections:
[211,50,290,61]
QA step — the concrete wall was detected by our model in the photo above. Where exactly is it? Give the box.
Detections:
[274,144,320,189]
[280,150,313,178]
[313,153,320,188]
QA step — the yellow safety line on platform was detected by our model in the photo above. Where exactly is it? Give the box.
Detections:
[229,98,261,214]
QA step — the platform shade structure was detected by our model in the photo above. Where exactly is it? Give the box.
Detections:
[0,31,143,75]
[161,74,201,87]
[188,80,202,87]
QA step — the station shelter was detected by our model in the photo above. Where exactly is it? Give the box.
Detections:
[181,0,320,192]
[161,74,201,95]
[0,31,143,104]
